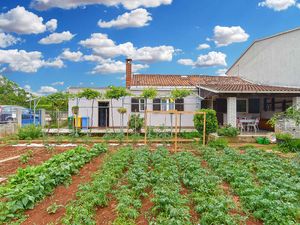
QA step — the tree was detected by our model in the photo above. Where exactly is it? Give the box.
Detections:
[78,88,102,129]
[171,88,192,132]
[140,88,158,110]
[105,86,130,132]
[0,75,31,107]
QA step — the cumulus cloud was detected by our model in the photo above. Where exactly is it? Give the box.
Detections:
[0,6,55,34]
[177,51,227,68]
[60,48,83,61]
[0,49,64,73]
[259,0,296,11]
[51,81,64,86]
[38,86,58,94]
[39,31,75,44]
[79,33,175,62]
[98,8,152,29]
[31,0,172,10]
[45,19,57,32]
[197,43,210,50]
[0,33,21,48]
[90,60,148,74]
[212,26,249,47]
[216,68,227,76]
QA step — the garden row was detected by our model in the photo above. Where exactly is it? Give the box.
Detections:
[200,145,300,224]
[0,144,107,224]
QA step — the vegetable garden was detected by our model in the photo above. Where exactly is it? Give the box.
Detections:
[0,142,299,225]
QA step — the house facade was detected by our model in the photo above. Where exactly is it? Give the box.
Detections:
[69,28,300,130]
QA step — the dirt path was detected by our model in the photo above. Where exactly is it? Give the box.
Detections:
[0,147,70,177]
[180,185,199,224]
[94,194,118,225]
[136,190,154,225]
[22,151,108,225]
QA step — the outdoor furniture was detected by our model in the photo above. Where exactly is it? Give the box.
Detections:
[237,118,245,132]
[246,118,260,132]
[239,118,256,132]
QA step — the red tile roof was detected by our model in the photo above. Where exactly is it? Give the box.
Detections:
[131,74,300,93]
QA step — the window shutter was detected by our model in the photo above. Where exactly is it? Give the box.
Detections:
[153,98,161,111]
[248,98,260,113]
[131,98,139,112]
[175,99,184,111]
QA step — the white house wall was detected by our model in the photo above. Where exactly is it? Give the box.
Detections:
[227,29,300,88]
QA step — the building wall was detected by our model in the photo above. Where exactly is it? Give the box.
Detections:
[68,87,200,128]
[227,29,300,88]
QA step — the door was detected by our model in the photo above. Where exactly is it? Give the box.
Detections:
[98,102,109,127]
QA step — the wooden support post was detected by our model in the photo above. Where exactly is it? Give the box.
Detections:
[174,111,178,152]
[126,113,130,144]
[144,110,148,145]
[203,112,206,145]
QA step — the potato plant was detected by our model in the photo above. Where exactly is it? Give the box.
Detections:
[200,146,300,224]
[0,144,107,224]
[113,147,151,224]
[174,152,241,224]
[150,148,191,225]
[61,147,133,225]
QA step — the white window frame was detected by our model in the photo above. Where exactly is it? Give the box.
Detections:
[160,98,175,111]
[139,98,145,112]
[237,98,248,113]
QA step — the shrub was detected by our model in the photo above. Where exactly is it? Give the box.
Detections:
[18,125,43,140]
[275,133,300,152]
[217,125,240,137]
[194,109,218,136]
[128,114,144,133]
[208,138,228,150]
[276,133,293,142]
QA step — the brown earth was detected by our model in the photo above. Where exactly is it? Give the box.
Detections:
[22,151,108,225]
[136,192,154,225]
[94,194,118,225]
[0,147,71,177]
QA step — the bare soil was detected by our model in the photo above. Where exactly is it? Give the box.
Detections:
[22,152,107,225]
[0,147,70,177]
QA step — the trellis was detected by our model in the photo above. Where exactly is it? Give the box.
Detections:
[144,110,206,152]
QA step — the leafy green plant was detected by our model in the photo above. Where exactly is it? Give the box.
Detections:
[19,150,33,164]
[178,131,200,139]
[208,138,228,150]
[46,202,63,214]
[18,125,43,140]
[0,144,107,224]
[128,114,144,133]
[217,125,240,137]
[194,109,218,136]
[268,106,300,127]
[62,147,133,225]
[276,132,293,141]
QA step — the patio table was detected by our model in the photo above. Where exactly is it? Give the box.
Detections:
[239,119,256,132]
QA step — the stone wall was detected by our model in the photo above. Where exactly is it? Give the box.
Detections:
[275,119,300,138]
[0,123,18,137]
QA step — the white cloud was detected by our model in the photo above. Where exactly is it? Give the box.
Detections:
[177,51,227,68]
[39,31,75,44]
[31,0,172,10]
[38,86,58,94]
[212,26,249,47]
[259,0,296,11]
[0,6,55,34]
[60,48,83,61]
[45,19,57,32]
[297,3,300,8]
[216,68,227,76]
[99,8,152,29]
[0,33,20,48]
[79,33,176,62]
[197,43,210,50]
[0,49,64,73]
[52,81,64,86]
[91,60,148,74]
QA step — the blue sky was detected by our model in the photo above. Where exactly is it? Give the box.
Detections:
[0,0,300,95]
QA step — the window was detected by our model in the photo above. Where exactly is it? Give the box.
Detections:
[131,98,139,112]
[237,99,247,113]
[248,98,260,113]
[139,99,145,111]
[153,98,161,111]
[161,99,167,111]
[175,99,184,111]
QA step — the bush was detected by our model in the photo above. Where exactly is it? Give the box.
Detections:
[18,125,43,140]
[194,109,218,136]
[208,138,228,150]
[276,133,293,142]
[217,125,240,137]
[128,114,144,133]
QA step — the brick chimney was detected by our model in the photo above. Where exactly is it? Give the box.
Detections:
[126,59,132,88]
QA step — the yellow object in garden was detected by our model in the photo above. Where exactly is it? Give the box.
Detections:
[74,116,82,128]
